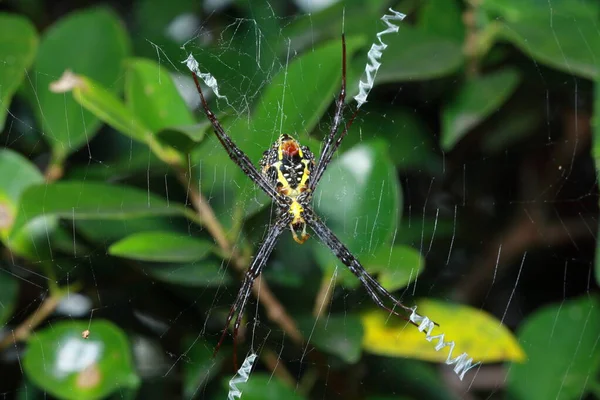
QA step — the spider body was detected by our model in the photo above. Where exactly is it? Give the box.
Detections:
[260,134,314,244]
[189,33,416,363]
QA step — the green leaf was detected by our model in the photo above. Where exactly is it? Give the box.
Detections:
[25,7,130,158]
[498,14,600,80]
[59,72,183,165]
[507,296,600,400]
[363,25,463,85]
[23,320,140,400]
[367,245,424,292]
[76,217,181,245]
[297,314,364,364]
[144,259,231,287]
[417,0,465,42]
[10,181,187,240]
[226,373,306,400]
[64,74,150,142]
[313,140,400,287]
[125,58,195,132]
[441,68,521,151]
[0,13,38,131]
[0,149,56,259]
[109,231,213,262]
[0,272,19,326]
[362,299,525,364]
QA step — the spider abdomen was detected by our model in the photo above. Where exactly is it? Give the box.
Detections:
[259,134,314,198]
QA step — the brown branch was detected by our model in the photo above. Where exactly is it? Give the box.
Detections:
[260,348,297,388]
[176,168,303,344]
[313,270,335,318]
[0,294,62,350]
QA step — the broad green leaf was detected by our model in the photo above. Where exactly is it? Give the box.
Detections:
[363,26,463,85]
[0,272,19,326]
[498,14,600,80]
[145,259,231,287]
[26,7,130,159]
[109,231,213,262]
[0,13,38,131]
[225,373,306,400]
[507,296,600,400]
[56,72,185,165]
[125,58,196,132]
[24,320,140,400]
[297,314,364,363]
[0,149,56,259]
[9,181,187,240]
[76,217,180,245]
[313,140,400,287]
[362,299,525,363]
[60,73,149,142]
[417,0,465,42]
[441,68,521,151]
[366,245,424,292]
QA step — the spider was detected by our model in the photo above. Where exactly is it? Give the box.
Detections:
[190,34,417,357]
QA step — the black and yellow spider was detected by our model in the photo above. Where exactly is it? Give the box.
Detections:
[190,34,416,355]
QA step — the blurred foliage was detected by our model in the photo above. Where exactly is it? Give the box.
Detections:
[0,0,599,399]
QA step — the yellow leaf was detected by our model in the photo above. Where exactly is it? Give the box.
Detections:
[361,299,525,363]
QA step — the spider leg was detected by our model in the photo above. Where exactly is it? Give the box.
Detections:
[190,71,285,207]
[214,213,292,366]
[310,34,360,192]
[304,207,418,326]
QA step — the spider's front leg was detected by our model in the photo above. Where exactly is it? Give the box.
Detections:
[187,59,285,207]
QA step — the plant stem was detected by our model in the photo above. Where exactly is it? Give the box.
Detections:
[260,348,296,388]
[313,269,336,318]
[0,293,62,350]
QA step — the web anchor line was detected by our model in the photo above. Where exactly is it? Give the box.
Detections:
[227,352,258,400]
[409,308,480,380]
[354,8,406,109]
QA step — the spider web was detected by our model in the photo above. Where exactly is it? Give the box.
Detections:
[0,0,599,399]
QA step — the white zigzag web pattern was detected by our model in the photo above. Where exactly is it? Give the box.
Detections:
[227,353,258,400]
[354,8,406,108]
[409,307,480,380]
[184,54,231,105]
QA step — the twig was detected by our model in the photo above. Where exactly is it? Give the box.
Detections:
[312,269,335,318]
[260,348,296,388]
[0,293,62,350]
